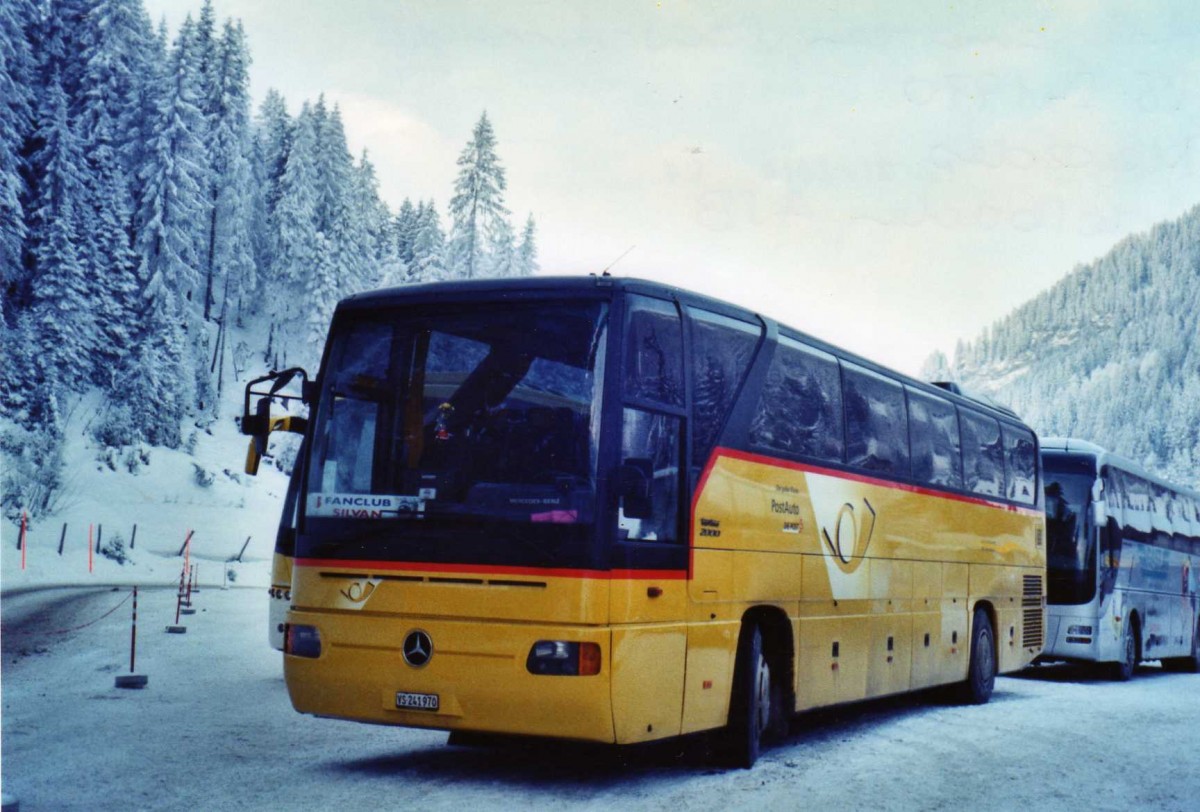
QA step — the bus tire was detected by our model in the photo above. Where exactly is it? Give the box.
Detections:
[447,730,496,748]
[723,623,775,769]
[1110,615,1138,681]
[957,608,996,705]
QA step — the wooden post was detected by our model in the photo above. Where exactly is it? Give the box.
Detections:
[130,524,137,550]
[96,523,102,553]
[58,522,67,555]
[236,536,251,562]
[19,512,26,570]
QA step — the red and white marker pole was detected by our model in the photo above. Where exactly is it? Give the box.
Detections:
[116,586,149,688]
[88,523,94,573]
[175,564,186,625]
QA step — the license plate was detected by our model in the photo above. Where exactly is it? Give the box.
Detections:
[395,691,439,711]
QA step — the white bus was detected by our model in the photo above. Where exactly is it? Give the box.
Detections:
[1041,438,1200,678]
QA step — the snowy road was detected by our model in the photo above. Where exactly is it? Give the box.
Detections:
[2,586,1198,812]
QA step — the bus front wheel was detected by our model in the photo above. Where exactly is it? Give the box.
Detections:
[957,608,996,705]
[723,623,777,768]
[1110,616,1138,681]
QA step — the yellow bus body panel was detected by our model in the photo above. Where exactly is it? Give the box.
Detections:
[680,451,1045,725]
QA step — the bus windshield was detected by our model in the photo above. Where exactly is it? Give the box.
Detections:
[301,300,608,568]
[1043,452,1096,605]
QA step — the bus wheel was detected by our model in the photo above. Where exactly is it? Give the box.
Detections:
[958,608,996,705]
[724,623,774,768]
[1110,617,1137,681]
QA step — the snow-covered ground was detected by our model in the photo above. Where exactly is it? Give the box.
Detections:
[2,583,1198,811]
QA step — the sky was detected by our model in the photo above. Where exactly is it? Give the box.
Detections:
[144,0,1200,376]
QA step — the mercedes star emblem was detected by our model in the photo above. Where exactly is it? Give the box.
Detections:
[402,630,433,667]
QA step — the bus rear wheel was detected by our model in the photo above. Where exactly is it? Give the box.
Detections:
[957,608,996,704]
[1110,616,1138,681]
[722,623,778,769]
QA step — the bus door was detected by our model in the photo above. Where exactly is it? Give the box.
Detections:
[608,294,689,741]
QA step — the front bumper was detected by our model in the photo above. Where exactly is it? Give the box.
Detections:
[284,610,616,743]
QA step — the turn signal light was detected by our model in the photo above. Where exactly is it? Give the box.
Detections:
[526,641,602,676]
[284,624,322,658]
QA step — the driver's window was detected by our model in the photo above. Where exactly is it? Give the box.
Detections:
[619,295,684,543]
[619,408,680,542]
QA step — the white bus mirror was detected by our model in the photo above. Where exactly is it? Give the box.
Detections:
[1093,499,1107,527]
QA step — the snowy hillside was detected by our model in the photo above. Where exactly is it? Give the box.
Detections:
[1,328,292,591]
[926,204,1200,489]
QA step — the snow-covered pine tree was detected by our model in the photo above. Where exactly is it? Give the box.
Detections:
[515,213,538,277]
[0,0,37,318]
[270,100,321,366]
[197,16,253,325]
[409,199,446,284]
[134,14,214,415]
[256,89,291,220]
[77,0,157,184]
[27,68,95,389]
[393,198,419,269]
[75,0,157,383]
[81,105,140,384]
[447,111,508,280]
[352,150,399,291]
[136,13,209,320]
[203,19,255,329]
[486,216,515,278]
[37,0,92,107]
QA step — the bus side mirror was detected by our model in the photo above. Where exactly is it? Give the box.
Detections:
[1093,499,1107,528]
[615,458,653,520]
[253,396,271,457]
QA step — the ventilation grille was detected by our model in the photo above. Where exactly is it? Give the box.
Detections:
[1022,574,1044,648]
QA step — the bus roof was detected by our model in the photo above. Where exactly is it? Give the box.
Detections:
[337,275,1032,431]
[1043,437,1200,499]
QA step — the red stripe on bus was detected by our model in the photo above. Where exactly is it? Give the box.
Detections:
[293,558,686,580]
[700,446,1043,517]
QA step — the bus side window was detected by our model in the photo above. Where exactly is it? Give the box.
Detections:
[624,296,684,408]
[960,410,1004,497]
[619,408,681,543]
[907,389,962,489]
[749,337,843,463]
[620,295,685,543]
[1002,424,1037,505]
[843,364,909,476]
[688,308,760,464]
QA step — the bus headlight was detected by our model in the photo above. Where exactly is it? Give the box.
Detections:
[285,624,322,658]
[526,641,601,676]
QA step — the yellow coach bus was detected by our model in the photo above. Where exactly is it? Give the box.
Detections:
[243,277,1046,766]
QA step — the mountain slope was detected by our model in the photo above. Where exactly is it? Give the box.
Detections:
[927,204,1200,488]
